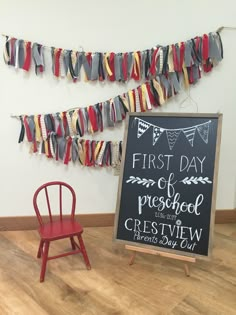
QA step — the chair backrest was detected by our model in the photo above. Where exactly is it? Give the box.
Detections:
[33,181,76,226]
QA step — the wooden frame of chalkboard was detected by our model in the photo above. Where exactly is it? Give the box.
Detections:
[114,113,222,259]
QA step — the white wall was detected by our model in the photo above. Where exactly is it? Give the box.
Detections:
[0,0,235,216]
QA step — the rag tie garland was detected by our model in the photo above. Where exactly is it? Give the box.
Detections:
[4,32,223,83]
[8,31,223,166]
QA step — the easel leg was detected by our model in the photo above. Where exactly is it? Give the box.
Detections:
[129,251,136,265]
[184,263,190,277]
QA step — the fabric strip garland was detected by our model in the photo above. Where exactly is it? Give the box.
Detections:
[25,135,123,167]
[9,30,224,167]
[3,32,223,83]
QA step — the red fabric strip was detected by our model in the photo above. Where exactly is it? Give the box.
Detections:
[64,137,72,165]
[86,52,92,66]
[150,48,159,76]
[85,140,91,166]
[54,48,62,77]
[33,140,38,153]
[22,42,32,71]
[88,106,98,132]
[179,42,185,71]
[202,34,209,60]
[91,141,96,166]
[23,116,33,142]
[146,82,155,106]
[47,139,53,158]
[189,66,194,84]
[172,44,179,72]
[99,103,104,132]
[62,112,68,136]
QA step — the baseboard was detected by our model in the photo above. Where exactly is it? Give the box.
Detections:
[0,210,235,231]
[214,209,236,224]
[0,213,115,231]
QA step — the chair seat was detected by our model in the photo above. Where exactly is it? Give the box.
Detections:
[39,219,83,240]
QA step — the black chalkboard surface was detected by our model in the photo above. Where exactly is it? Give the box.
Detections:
[114,113,222,258]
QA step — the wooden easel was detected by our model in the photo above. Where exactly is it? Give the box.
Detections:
[125,245,196,277]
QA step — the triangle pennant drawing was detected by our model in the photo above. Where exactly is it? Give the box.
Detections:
[183,127,196,147]
[153,126,164,145]
[137,119,151,138]
[166,130,181,150]
[197,122,210,144]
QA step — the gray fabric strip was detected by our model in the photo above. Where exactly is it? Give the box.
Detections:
[160,75,170,90]
[57,137,66,160]
[82,53,91,80]
[82,108,88,133]
[184,40,192,67]
[127,52,133,77]
[53,114,59,135]
[91,53,99,80]
[113,96,122,122]
[118,97,126,118]
[63,50,70,75]
[18,40,25,68]
[114,53,121,81]
[76,52,83,77]
[209,33,222,62]
[120,54,124,82]
[192,65,200,83]
[32,43,43,66]
[169,72,180,92]
[160,75,170,94]
[72,138,78,162]
[28,115,35,141]
[104,101,109,127]
[44,114,53,132]
[106,101,115,127]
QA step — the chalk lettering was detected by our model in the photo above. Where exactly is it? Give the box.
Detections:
[132,153,173,170]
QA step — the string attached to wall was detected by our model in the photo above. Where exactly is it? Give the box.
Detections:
[216,26,236,33]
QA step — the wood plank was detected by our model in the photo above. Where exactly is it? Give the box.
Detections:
[0,225,235,314]
[0,225,236,315]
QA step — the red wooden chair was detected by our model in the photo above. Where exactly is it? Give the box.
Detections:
[33,181,91,282]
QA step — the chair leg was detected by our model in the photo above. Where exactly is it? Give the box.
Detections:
[70,237,76,250]
[37,239,44,258]
[77,235,91,270]
[40,241,50,282]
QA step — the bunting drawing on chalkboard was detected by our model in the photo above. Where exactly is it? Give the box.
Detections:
[135,118,211,150]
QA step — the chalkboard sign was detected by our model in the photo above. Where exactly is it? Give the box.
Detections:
[114,113,222,258]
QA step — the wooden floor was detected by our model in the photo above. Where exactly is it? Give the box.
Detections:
[0,224,235,315]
